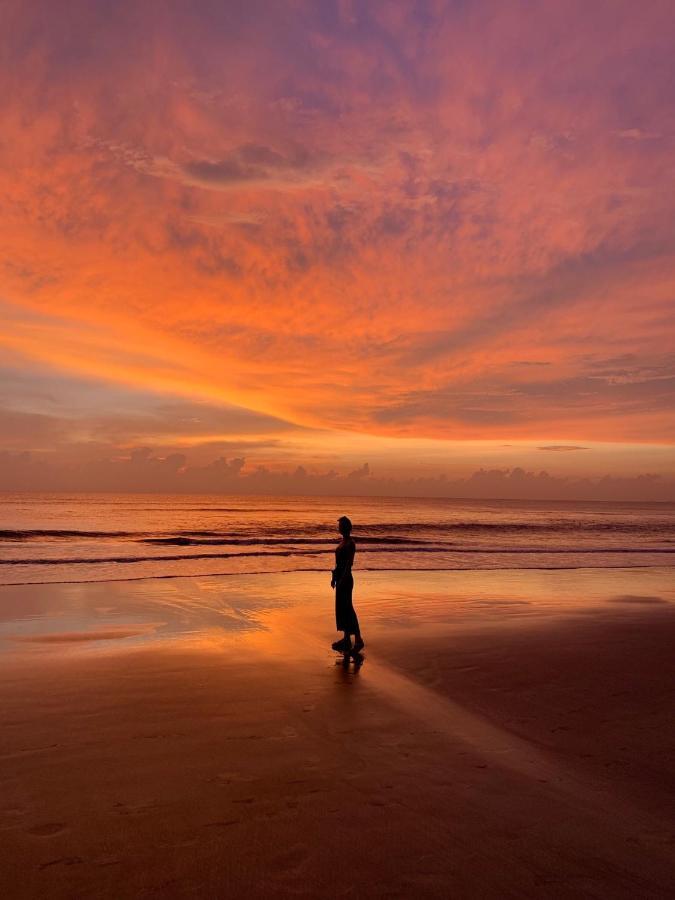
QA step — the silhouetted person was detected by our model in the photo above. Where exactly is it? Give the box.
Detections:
[331,516,364,654]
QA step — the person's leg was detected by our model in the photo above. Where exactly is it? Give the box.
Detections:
[351,611,364,650]
[333,580,356,651]
[343,576,361,645]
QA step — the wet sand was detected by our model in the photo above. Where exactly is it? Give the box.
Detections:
[0,570,674,898]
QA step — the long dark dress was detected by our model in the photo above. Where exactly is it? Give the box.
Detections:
[333,539,359,633]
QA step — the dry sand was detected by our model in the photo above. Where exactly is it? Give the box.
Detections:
[0,572,674,898]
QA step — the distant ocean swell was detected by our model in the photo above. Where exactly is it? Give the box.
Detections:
[1,546,674,568]
[1,495,673,586]
[1,563,671,590]
[2,520,674,542]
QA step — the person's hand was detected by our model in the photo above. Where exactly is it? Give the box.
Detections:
[330,577,336,589]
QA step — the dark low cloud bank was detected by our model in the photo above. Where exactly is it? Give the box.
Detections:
[0,450,672,502]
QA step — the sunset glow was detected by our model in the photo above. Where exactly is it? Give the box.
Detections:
[2,1,674,497]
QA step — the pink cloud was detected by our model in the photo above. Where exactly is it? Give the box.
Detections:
[0,0,674,462]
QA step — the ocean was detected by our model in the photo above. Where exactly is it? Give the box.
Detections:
[1,493,674,586]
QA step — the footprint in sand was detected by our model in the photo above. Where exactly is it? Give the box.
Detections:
[27,823,68,837]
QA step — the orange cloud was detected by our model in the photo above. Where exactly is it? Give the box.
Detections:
[1,0,674,469]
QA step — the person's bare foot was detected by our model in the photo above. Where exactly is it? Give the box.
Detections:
[353,637,365,652]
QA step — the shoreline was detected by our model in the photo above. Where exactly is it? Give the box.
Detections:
[2,559,674,589]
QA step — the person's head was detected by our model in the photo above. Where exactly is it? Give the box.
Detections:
[337,515,352,537]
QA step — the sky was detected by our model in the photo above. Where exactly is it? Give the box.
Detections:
[1,0,674,498]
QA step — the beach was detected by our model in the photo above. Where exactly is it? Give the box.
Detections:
[1,567,674,898]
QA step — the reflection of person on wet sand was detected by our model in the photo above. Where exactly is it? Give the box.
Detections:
[331,516,364,654]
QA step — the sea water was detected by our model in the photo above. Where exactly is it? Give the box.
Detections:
[1,493,673,586]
